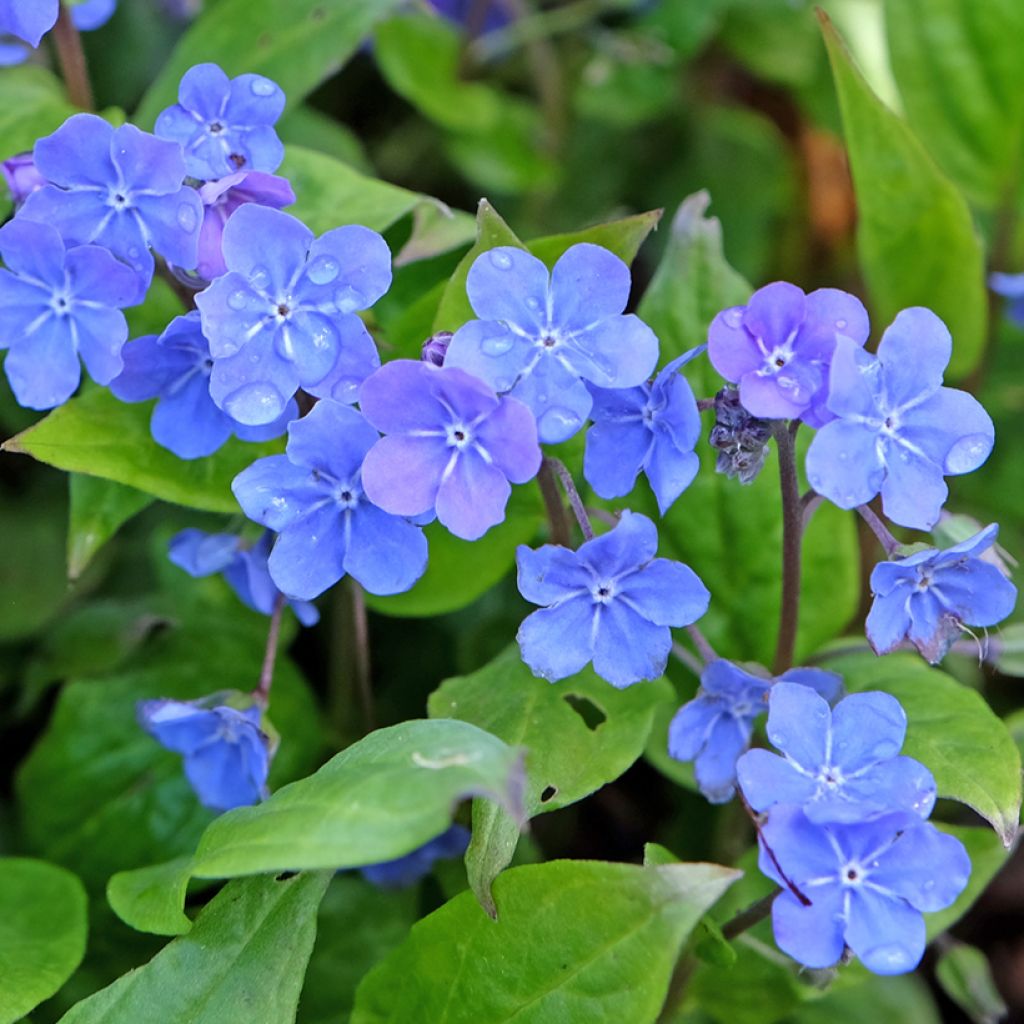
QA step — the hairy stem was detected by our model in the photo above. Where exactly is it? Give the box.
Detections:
[349,580,375,733]
[686,624,719,665]
[721,890,780,940]
[253,594,286,706]
[856,504,901,557]
[546,456,595,541]
[537,459,572,547]
[671,640,703,676]
[52,6,94,111]
[772,421,803,674]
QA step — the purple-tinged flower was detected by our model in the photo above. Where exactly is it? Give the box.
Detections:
[584,347,702,515]
[359,360,541,541]
[0,218,137,409]
[232,400,428,600]
[110,311,296,459]
[72,0,117,30]
[444,244,659,444]
[190,171,295,281]
[155,63,285,182]
[138,698,271,811]
[421,330,452,367]
[1,152,45,205]
[760,806,970,974]
[516,511,709,688]
[708,386,772,484]
[168,528,319,626]
[866,524,1017,663]
[990,271,1024,328]
[737,683,935,822]
[360,824,471,889]
[196,205,390,426]
[708,282,869,425]
[805,308,994,530]
[668,662,842,804]
[20,113,203,294]
[0,0,57,46]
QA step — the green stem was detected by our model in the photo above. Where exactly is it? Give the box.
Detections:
[772,420,803,675]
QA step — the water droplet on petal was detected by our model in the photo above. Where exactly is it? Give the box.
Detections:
[223,382,284,425]
[228,289,249,311]
[870,740,899,759]
[945,433,992,474]
[250,77,277,97]
[250,264,271,290]
[488,249,513,270]
[127,246,141,260]
[723,309,743,328]
[862,942,917,973]
[836,319,847,330]
[525,296,541,311]
[481,333,514,357]
[306,255,340,286]
[334,285,363,313]
[538,407,582,441]
[177,203,198,232]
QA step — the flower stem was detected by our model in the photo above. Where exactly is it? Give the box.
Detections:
[856,504,901,557]
[546,456,595,541]
[720,890,779,940]
[772,420,803,675]
[670,641,703,676]
[686,624,719,664]
[536,459,571,547]
[349,580,375,733]
[253,594,286,707]
[52,5,94,111]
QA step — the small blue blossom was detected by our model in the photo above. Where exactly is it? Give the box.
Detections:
[155,63,286,182]
[708,282,869,426]
[0,0,57,46]
[0,218,137,409]
[584,347,703,515]
[866,524,1017,663]
[359,360,542,541]
[1,152,44,205]
[168,528,319,626]
[668,662,842,804]
[805,308,994,530]
[232,399,429,600]
[760,806,970,974]
[138,698,271,812]
[360,824,471,889]
[736,683,935,822]
[20,113,203,294]
[989,271,1024,327]
[516,511,709,688]
[196,205,389,426]
[110,311,296,459]
[72,0,117,31]
[444,244,659,444]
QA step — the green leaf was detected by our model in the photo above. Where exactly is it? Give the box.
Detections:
[3,387,282,514]
[188,719,524,880]
[926,824,1008,939]
[528,208,663,267]
[934,940,1008,1024]
[637,192,752,372]
[885,0,1024,210]
[135,0,406,128]
[351,860,740,1023]
[789,974,941,1024]
[298,876,417,1024]
[67,474,154,580]
[58,872,330,1024]
[819,11,987,378]
[365,485,543,617]
[428,645,673,910]
[106,857,193,938]
[0,66,77,162]
[0,859,88,1024]
[826,651,1022,846]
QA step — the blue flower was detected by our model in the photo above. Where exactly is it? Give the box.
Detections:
[72,0,117,31]
[138,699,271,812]
[989,271,1024,328]
[168,528,319,626]
[232,400,429,600]
[110,311,296,459]
[196,205,389,426]
[0,0,58,46]
[760,805,970,974]
[155,63,286,182]
[866,524,1017,663]
[516,511,709,688]
[0,218,137,409]
[668,662,842,804]
[444,244,659,444]
[360,825,471,890]
[1,152,44,205]
[805,308,994,530]
[584,348,703,515]
[708,282,869,426]
[20,113,203,294]
[736,682,935,822]
[359,360,542,541]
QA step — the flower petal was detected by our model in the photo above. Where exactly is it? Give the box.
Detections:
[548,243,631,332]
[805,419,885,509]
[517,596,597,682]
[466,246,549,332]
